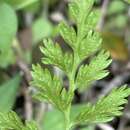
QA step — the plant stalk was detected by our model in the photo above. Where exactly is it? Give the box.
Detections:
[64,108,71,130]
[64,49,80,130]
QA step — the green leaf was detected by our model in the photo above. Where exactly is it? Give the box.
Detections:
[0,111,23,129]
[43,109,64,130]
[75,1,97,40]
[0,3,17,48]
[31,0,130,129]
[78,30,102,61]
[32,17,53,44]
[59,22,77,51]
[22,121,39,130]
[60,0,102,65]
[62,2,102,62]
[76,51,112,90]
[0,3,17,68]
[4,0,38,10]
[69,0,101,61]
[108,1,126,15]
[41,39,73,74]
[74,85,130,125]
[69,1,79,22]
[0,111,39,130]
[0,74,21,112]
[31,64,71,111]
[23,0,58,13]
[0,49,16,68]
[69,0,94,24]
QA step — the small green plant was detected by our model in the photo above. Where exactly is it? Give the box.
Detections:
[0,0,130,130]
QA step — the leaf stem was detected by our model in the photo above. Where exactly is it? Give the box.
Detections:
[64,42,80,130]
[64,108,71,130]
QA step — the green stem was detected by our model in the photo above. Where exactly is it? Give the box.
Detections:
[64,51,80,130]
[64,108,71,130]
[64,71,75,130]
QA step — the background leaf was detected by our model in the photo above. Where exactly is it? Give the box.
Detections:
[108,1,126,15]
[0,3,17,68]
[74,86,130,125]
[32,17,53,44]
[0,74,21,112]
[4,0,38,10]
[42,104,87,130]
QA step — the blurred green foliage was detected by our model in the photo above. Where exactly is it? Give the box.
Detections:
[0,3,17,68]
[0,74,21,112]
[108,1,126,15]
[4,0,38,10]
[124,0,130,3]
[32,18,53,44]
[43,104,94,130]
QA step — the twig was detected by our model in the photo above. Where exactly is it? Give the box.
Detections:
[17,60,32,83]
[24,12,33,27]
[98,124,115,130]
[23,86,33,121]
[117,116,127,130]
[35,103,48,124]
[97,0,110,31]
[17,60,33,120]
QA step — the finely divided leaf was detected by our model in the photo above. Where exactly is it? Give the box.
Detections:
[31,64,71,111]
[59,22,77,51]
[78,31,102,61]
[41,39,73,74]
[22,121,39,130]
[75,0,94,40]
[31,0,130,128]
[76,51,111,90]
[69,1,79,22]
[69,0,101,62]
[74,85,130,124]
[85,10,100,31]
[0,111,23,130]
[70,0,94,25]
[0,112,39,130]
